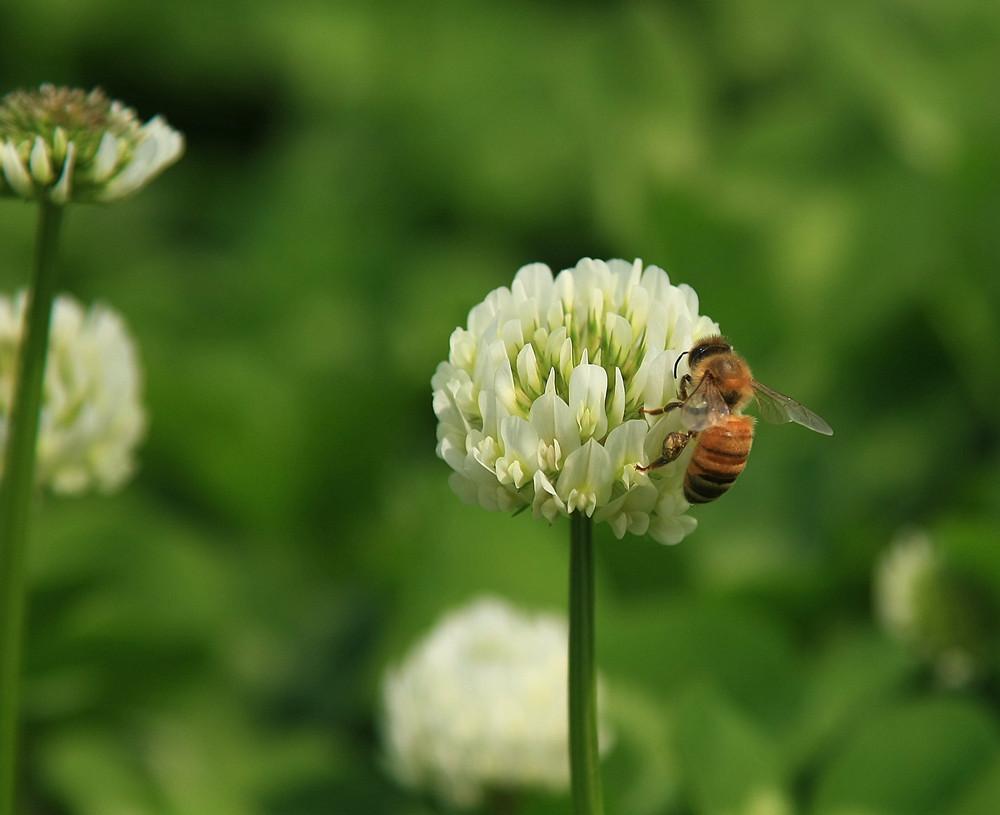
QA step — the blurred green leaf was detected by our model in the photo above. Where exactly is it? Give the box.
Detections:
[787,629,912,770]
[812,697,1000,815]
[600,597,800,733]
[948,751,1000,815]
[673,683,792,815]
[601,680,680,815]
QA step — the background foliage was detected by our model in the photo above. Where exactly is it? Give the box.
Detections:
[1,1,999,813]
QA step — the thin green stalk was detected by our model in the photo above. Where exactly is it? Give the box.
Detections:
[568,511,603,815]
[0,200,64,815]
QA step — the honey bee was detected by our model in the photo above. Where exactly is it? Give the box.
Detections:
[636,335,833,504]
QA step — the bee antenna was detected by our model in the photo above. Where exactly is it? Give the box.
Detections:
[673,351,689,379]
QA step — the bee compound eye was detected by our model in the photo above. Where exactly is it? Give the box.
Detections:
[687,346,708,366]
[688,338,730,368]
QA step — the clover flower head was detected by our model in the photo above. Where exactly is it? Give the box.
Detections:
[0,292,146,494]
[874,530,939,645]
[0,84,184,204]
[432,258,720,545]
[874,530,997,687]
[381,596,613,808]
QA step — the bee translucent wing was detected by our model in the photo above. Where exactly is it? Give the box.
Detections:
[681,377,730,431]
[752,381,833,435]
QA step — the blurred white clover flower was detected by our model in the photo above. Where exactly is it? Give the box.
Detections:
[0,84,183,204]
[874,530,939,646]
[0,292,146,494]
[432,257,719,545]
[874,530,994,688]
[381,596,613,808]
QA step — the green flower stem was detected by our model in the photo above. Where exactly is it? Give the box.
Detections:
[0,200,64,815]
[568,511,604,815]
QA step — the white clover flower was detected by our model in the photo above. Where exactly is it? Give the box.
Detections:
[433,258,720,545]
[874,530,939,645]
[0,84,183,204]
[0,292,146,494]
[381,596,613,808]
[874,530,992,687]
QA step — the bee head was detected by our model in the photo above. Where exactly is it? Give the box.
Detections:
[686,336,733,371]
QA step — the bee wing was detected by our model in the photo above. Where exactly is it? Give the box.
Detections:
[752,380,833,435]
[681,377,730,431]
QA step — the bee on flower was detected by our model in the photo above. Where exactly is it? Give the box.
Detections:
[432,257,721,545]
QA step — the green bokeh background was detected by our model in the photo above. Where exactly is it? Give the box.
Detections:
[2,1,999,813]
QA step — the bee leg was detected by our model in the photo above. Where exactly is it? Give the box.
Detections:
[636,431,695,472]
[639,375,692,416]
[677,374,692,400]
[639,401,682,417]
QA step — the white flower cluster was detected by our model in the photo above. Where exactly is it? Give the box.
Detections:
[0,84,183,204]
[873,530,982,687]
[874,530,939,646]
[0,292,146,494]
[433,258,719,545]
[381,596,612,808]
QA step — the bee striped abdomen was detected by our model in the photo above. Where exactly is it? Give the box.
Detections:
[684,416,755,504]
